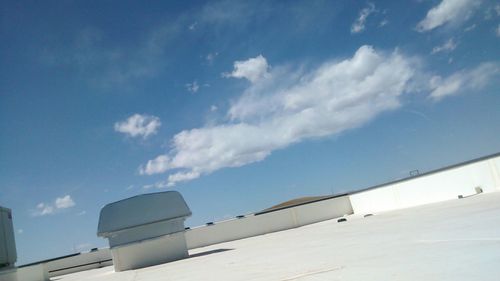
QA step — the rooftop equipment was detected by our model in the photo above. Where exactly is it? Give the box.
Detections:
[97,191,192,271]
[0,206,17,269]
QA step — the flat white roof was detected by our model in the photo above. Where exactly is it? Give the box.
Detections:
[56,192,500,281]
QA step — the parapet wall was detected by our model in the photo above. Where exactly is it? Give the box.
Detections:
[186,153,500,249]
[34,249,111,278]
[185,195,353,249]
[349,156,500,214]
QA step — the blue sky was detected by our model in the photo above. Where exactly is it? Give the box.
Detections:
[1,0,499,264]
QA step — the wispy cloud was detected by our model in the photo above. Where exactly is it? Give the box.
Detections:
[429,62,499,101]
[199,0,258,26]
[188,22,197,30]
[141,46,419,186]
[41,22,181,89]
[186,81,200,93]
[33,195,76,216]
[35,203,54,216]
[431,38,458,54]
[40,0,266,89]
[74,243,93,252]
[464,23,477,32]
[114,114,161,139]
[351,3,376,33]
[484,3,500,19]
[416,0,481,32]
[206,52,219,64]
[142,181,170,189]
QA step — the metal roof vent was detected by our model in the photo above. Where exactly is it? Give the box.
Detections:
[0,206,17,270]
[97,191,192,271]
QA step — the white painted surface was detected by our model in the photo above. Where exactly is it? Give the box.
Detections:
[185,195,353,249]
[111,232,189,272]
[349,155,500,214]
[54,192,500,281]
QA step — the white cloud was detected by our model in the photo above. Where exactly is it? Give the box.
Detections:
[484,3,500,19]
[114,114,161,139]
[74,243,92,252]
[33,195,76,216]
[142,180,174,189]
[223,55,269,83]
[379,19,389,27]
[188,22,197,30]
[55,195,76,209]
[351,3,376,33]
[167,171,201,186]
[206,52,218,64]
[210,105,218,112]
[186,81,200,93]
[199,1,257,25]
[35,203,54,216]
[464,24,477,32]
[431,38,458,54]
[77,210,87,216]
[429,62,499,101]
[17,229,24,234]
[416,0,480,32]
[141,46,418,186]
[140,154,171,175]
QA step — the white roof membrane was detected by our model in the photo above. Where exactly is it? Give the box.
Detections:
[58,192,500,281]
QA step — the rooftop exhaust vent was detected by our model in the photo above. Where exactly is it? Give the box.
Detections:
[97,191,191,271]
[0,206,17,270]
